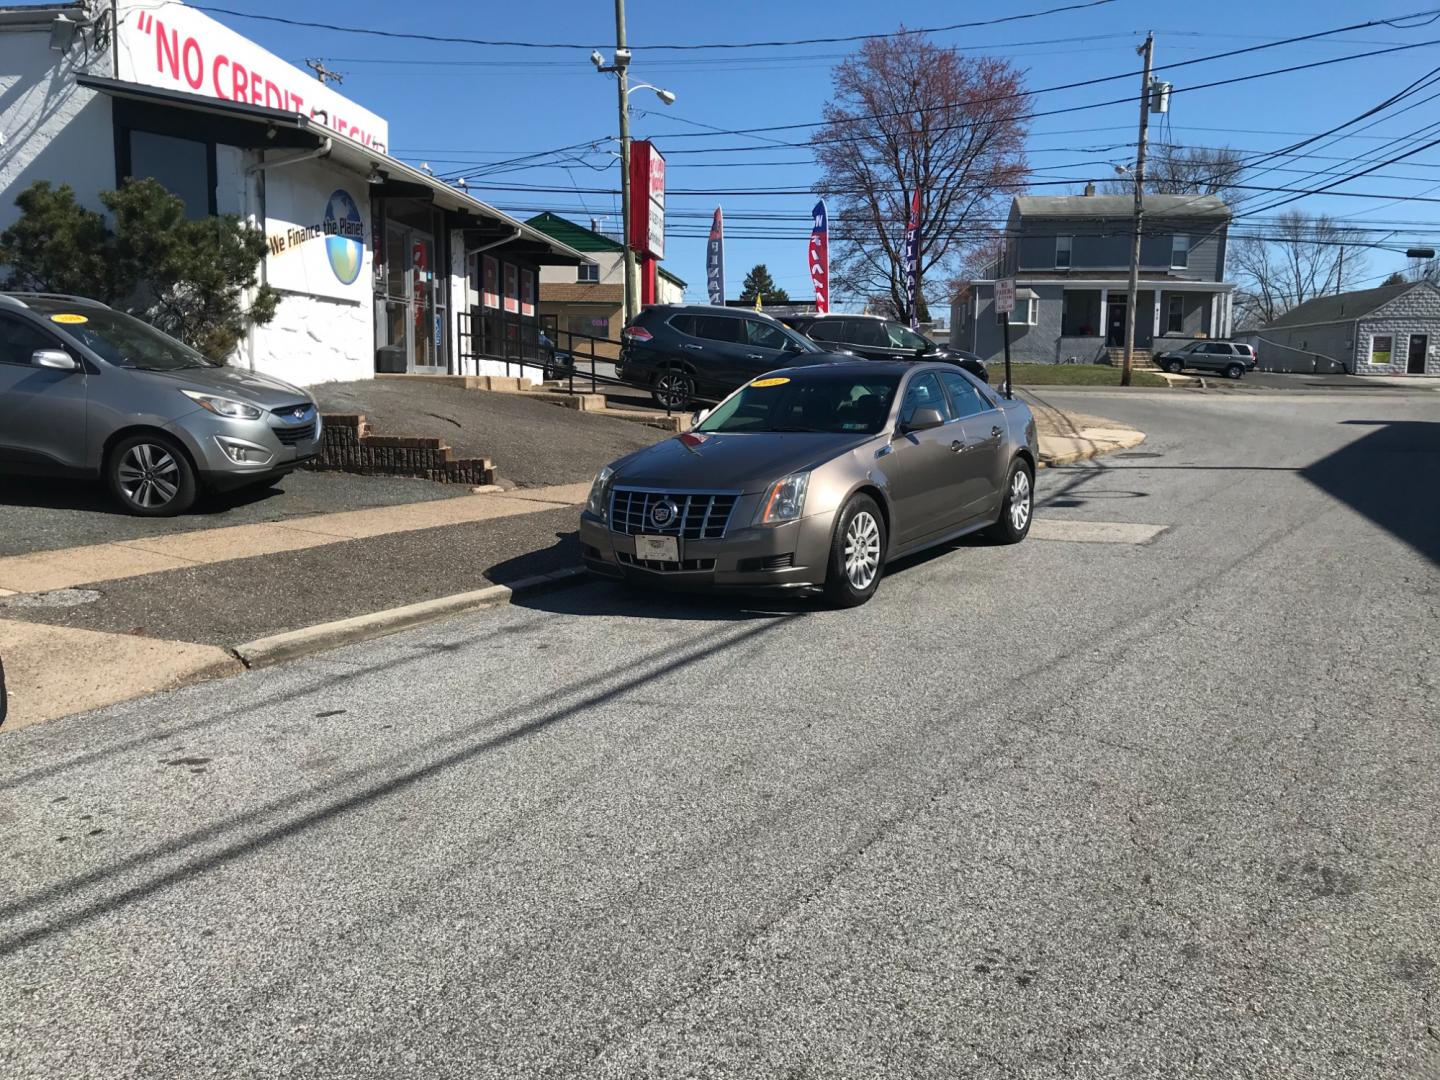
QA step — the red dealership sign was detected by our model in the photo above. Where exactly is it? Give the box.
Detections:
[628,140,665,260]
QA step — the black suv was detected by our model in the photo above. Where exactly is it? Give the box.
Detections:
[780,313,989,383]
[617,305,844,409]
[1154,340,1257,379]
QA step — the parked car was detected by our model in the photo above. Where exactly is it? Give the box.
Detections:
[779,313,990,383]
[1155,340,1257,379]
[538,330,573,381]
[0,293,322,516]
[616,304,846,409]
[581,360,1038,607]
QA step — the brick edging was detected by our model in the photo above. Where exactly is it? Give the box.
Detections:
[306,413,495,485]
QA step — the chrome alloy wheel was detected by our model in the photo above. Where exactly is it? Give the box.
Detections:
[117,443,181,510]
[1009,468,1032,532]
[655,371,693,409]
[844,510,882,590]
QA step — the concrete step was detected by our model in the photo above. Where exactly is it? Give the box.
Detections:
[520,390,689,432]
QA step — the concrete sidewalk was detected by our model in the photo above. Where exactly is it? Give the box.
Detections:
[0,420,1143,730]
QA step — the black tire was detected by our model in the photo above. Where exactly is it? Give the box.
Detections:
[106,433,197,517]
[1225,363,1244,379]
[823,494,887,608]
[651,367,696,411]
[1165,359,1183,374]
[985,457,1034,545]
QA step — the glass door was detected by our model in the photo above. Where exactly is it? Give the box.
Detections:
[380,221,444,374]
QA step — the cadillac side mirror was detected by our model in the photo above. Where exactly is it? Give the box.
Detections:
[32,349,77,371]
[901,407,945,433]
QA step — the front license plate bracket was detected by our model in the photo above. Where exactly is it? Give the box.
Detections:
[635,534,680,562]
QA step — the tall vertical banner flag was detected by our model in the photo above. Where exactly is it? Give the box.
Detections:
[903,189,922,328]
[809,200,830,314]
[706,208,726,305]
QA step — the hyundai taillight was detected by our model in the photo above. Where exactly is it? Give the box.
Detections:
[622,326,653,342]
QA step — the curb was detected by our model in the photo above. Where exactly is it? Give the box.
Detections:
[232,566,589,668]
[1038,431,1146,469]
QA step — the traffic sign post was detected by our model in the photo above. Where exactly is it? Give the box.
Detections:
[995,279,1015,399]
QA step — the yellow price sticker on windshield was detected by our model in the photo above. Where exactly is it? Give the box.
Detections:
[50,313,89,325]
[751,377,790,388]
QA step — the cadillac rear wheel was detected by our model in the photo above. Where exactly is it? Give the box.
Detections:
[985,458,1033,545]
[824,494,886,608]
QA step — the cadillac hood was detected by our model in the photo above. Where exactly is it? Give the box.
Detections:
[612,431,875,493]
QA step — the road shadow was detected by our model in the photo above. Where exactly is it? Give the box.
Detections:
[1300,419,1440,564]
[0,475,286,518]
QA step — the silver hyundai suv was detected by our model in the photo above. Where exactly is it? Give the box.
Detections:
[0,293,321,516]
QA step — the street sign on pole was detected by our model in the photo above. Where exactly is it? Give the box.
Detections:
[995,278,1015,316]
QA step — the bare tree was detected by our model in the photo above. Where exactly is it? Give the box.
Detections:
[1102,144,1247,207]
[811,31,1029,324]
[1230,211,1369,327]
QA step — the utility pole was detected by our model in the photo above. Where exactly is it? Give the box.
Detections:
[305,58,343,86]
[1122,33,1154,388]
[614,0,636,326]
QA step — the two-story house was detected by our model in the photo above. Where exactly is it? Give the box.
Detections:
[527,212,686,359]
[953,191,1237,365]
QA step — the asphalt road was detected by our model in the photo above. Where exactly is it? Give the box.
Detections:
[1,389,1437,1079]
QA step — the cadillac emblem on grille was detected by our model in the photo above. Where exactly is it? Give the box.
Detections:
[650,499,679,528]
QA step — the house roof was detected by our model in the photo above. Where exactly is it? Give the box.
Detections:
[1014,194,1231,220]
[526,211,687,288]
[1263,281,1431,328]
[539,283,624,304]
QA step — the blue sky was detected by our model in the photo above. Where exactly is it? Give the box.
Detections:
[166,2,1440,301]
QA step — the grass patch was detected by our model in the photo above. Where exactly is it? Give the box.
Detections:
[1006,363,1167,388]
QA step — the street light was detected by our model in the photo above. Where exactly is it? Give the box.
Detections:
[593,8,676,326]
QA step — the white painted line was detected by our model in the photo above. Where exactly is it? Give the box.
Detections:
[1031,519,1169,545]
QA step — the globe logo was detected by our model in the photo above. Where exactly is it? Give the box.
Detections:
[323,189,364,285]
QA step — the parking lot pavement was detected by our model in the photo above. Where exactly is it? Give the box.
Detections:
[0,470,466,558]
[0,389,1435,1077]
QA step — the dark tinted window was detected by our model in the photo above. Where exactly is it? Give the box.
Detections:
[845,320,888,348]
[696,373,900,434]
[691,315,742,343]
[0,314,59,366]
[667,314,696,335]
[744,318,789,350]
[940,371,991,419]
[128,130,211,218]
[899,372,951,426]
[806,319,847,343]
[885,323,929,350]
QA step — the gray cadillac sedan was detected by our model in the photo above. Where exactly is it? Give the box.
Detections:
[580,361,1038,606]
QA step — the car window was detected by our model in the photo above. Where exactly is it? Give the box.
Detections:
[0,314,61,367]
[695,373,900,434]
[886,323,929,350]
[744,319,789,350]
[898,372,951,426]
[940,371,991,419]
[805,319,846,343]
[668,314,696,336]
[690,315,742,344]
[845,320,888,348]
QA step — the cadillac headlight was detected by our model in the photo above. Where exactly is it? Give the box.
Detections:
[586,465,615,519]
[756,471,810,525]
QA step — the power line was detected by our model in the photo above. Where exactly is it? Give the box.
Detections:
[183,0,1119,52]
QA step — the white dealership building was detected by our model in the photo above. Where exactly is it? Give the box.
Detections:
[0,0,584,385]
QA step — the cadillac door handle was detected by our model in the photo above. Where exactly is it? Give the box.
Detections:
[990,425,1003,441]
[950,440,965,453]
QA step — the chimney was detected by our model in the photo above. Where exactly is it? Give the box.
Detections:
[1083,182,1096,197]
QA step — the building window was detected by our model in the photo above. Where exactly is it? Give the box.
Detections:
[1370,335,1393,367]
[126,130,213,218]
[567,314,609,338]
[1055,235,1072,269]
[576,263,599,283]
[999,296,1036,326]
[1167,295,1184,334]
[1172,234,1190,270]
